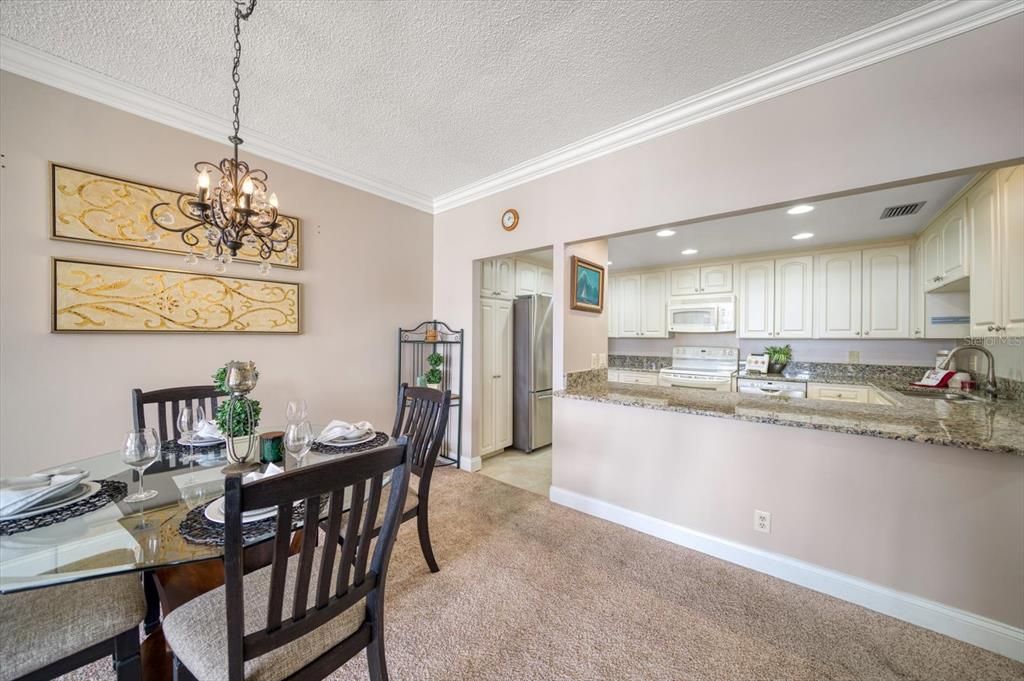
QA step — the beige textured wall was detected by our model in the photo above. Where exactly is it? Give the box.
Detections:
[552,396,1024,628]
[433,17,1024,465]
[563,240,608,375]
[0,73,433,475]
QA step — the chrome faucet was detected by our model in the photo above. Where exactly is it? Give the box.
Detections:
[940,346,998,399]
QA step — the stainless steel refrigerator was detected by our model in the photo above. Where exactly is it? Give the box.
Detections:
[513,294,553,452]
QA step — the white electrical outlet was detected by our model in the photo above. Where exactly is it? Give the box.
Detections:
[591,353,599,369]
[599,353,607,368]
[754,510,771,534]
[848,350,860,364]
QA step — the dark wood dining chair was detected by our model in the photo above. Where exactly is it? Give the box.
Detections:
[131,384,226,634]
[387,383,452,573]
[0,573,145,681]
[131,385,226,442]
[162,439,411,681]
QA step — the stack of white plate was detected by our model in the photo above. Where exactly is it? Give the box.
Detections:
[0,468,97,521]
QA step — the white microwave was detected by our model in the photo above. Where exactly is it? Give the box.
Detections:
[667,296,736,333]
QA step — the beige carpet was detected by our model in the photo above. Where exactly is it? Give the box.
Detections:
[61,469,1022,680]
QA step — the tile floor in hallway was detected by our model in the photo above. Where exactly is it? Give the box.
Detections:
[479,446,551,496]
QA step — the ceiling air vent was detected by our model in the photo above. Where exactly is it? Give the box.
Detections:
[879,201,926,219]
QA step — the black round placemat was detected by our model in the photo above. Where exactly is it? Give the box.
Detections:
[310,431,389,455]
[179,496,328,546]
[0,480,128,536]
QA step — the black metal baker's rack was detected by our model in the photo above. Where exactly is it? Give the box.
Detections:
[397,320,464,468]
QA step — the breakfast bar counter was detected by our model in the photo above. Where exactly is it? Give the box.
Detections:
[556,380,1024,456]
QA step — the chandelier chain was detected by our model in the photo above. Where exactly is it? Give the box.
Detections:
[231,0,257,141]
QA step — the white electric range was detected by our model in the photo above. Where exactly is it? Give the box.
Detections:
[658,346,739,392]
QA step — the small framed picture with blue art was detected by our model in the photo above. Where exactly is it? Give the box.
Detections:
[570,256,605,313]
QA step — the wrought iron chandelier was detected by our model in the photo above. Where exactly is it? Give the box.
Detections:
[150,0,291,275]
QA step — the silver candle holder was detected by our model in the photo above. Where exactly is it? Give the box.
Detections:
[222,360,260,474]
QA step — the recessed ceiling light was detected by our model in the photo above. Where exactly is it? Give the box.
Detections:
[606,261,612,266]
[656,229,676,237]
[792,232,815,240]
[787,204,814,215]
[681,248,698,255]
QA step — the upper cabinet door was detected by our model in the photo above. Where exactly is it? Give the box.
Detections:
[998,165,1024,336]
[911,239,925,338]
[669,266,701,296]
[700,264,733,294]
[921,226,942,291]
[481,259,497,296]
[814,251,862,338]
[617,275,642,336]
[607,276,619,338]
[861,244,910,338]
[939,197,968,284]
[515,260,539,296]
[495,258,515,299]
[774,256,814,338]
[738,260,775,338]
[539,267,554,296]
[640,271,668,337]
[968,172,1001,338]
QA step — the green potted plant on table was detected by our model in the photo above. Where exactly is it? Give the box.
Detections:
[213,362,262,436]
[764,344,793,375]
[425,352,444,390]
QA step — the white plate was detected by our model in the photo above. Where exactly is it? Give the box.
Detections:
[318,431,376,448]
[0,471,89,517]
[177,436,224,446]
[203,497,277,525]
[0,481,101,521]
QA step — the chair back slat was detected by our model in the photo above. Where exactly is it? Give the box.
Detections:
[391,384,452,479]
[290,497,321,620]
[265,503,294,632]
[132,385,225,441]
[316,490,344,608]
[336,482,364,597]
[223,441,410,681]
[353,475,383,585]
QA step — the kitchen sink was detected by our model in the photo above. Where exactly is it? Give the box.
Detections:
[891,388,975,402]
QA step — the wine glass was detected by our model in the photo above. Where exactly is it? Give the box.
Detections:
[285,399,308,424]
[177,405,205,468]
[284,421,313,467]
[122,428,160,503]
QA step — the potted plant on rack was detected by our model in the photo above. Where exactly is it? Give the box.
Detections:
[425,352,444,390]
[213,362,262,437]
[764,344,793,375]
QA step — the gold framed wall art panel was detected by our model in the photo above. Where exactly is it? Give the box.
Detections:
[53,258,301,334]
[51,164,301,269]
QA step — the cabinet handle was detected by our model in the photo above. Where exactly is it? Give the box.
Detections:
[694,288,699,292]
[855,331,861,336]
[864,331,870,336]
[988,325,995,331]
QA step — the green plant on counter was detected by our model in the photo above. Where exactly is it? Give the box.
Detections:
[212,363,262,436]
[764,344,793,365]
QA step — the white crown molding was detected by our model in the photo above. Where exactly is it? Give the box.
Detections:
[433,0,1024,213]
[550,486,1024,662]
[0,37,434,214]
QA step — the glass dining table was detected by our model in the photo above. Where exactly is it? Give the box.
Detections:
[0,428,394,595]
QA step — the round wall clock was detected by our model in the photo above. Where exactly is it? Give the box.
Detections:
[501,208,519,231]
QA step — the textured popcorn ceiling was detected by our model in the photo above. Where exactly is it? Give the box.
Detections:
[0,0,929,198]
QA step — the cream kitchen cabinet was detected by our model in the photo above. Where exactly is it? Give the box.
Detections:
[814,246,909,339]
[972,165,1024,337]
[861,245,910,338]
[514,260,553,297]
[607,276,620,337]
[479,297,513,455]
[807,383,870,403]
[481,257,515,299]
[738,257,812,339]
[609,272,668,338]
[669,264,733,296]
[921,197,968,292]
[616,370,659,385]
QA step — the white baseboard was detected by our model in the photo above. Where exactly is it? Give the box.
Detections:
[549,486,1024,662]
[461,455,482,472]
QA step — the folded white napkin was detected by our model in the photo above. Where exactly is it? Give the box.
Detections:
[0,470,88,516]
[192,420,224,441]
[317,420,374,443]
[242,462,284,486]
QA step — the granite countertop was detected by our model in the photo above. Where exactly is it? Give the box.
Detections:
[556,380,1024,456]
